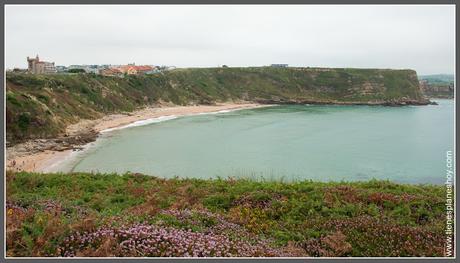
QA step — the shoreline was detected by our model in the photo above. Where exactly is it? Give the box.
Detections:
[254,98,436,106]
[5,98,443,174]
[6,103,269,173]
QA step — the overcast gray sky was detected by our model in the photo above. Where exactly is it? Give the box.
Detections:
[5,5,455,75]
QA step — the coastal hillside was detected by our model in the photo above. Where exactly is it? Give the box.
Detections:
[6,67,427,143]
[419,74,454,99]
[419,74,454,85]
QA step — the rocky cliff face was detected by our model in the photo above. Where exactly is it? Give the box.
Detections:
[419,80,454,99]
[174,67,428,104]
[6,67,429,143]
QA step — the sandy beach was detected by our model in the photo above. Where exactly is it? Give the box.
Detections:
[6,103,267,173]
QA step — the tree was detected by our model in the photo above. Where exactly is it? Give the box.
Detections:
[67,68,86,73]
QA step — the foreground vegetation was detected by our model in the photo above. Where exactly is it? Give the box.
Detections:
[6,171,449,257]
[6,67,425,143]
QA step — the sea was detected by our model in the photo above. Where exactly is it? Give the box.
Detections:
[61,99,454,184]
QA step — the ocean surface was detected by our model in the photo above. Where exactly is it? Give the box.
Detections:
[66,99,454,184]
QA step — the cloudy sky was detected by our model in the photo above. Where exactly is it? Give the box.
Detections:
[5,5,455,75]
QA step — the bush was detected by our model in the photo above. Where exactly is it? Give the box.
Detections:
[67,69,85,73]
[17,113,31,131]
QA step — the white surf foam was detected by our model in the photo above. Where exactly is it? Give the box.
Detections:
[100,115,178,133]
[42,140,99,173]
[196,109,237,115]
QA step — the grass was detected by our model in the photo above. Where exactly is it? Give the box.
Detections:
[6,67,423,143]
[419,74,454,86]
[6,171,450,257]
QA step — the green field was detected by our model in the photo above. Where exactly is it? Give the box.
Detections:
[6,171,448,257]
[419,74,454,86]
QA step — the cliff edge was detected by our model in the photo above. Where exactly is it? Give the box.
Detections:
[6,67,429,143]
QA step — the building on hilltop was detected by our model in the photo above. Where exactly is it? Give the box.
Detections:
[112,65,155,75]
[100,68,123,77]
[68,65,100,74]
[270,64,288,68]
[55,65,68,73]
[27,55,57,74]
[136,65,156,74]
[99,64,159,77]
[145,66,161,74]
[117,65,139,75]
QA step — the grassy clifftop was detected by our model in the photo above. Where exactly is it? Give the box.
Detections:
[6,171,446,257]
[6,67,426,143]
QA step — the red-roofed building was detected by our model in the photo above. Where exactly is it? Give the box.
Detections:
[100,65,157,77]
[100,68,123,77]
[135,65,154,74]
[116,65,154,75]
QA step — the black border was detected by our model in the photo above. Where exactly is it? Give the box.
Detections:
[1,1,457,262]
[0,0,458,4]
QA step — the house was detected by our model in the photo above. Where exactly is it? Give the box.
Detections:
[85,65,100,74]
[100,68,123,77]
[145,66,161,74]
[68,65,100,74]
[116,65,154,75]
[27,55,57,74]
[117,65,138,75]
[55,65,68,73]
[98,64,157,77]
[135,65,155,74]
[270,64,288,68]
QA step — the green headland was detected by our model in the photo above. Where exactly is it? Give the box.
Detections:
[6,67,428,144]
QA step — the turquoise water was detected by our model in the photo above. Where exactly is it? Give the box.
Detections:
[71,100,454,184]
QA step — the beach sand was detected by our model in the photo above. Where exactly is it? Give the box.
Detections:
[6,103,267,173]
